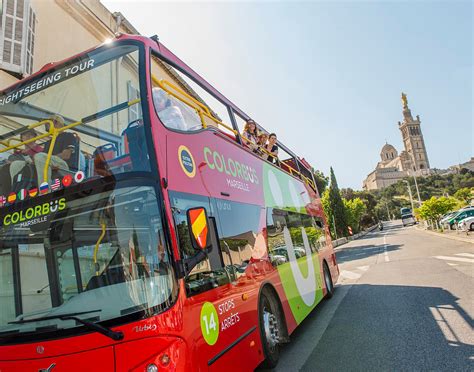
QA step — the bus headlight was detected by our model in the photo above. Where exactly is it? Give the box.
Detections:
[146,364,158,372]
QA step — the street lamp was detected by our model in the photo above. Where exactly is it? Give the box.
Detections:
[407,152,422,206]
[403,179,415,212]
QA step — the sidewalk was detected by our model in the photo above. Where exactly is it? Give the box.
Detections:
[417,227,474,245]
[333,225,378,252]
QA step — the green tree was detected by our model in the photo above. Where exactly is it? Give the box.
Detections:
[454,187,473,205]
[313,169,329,195]
[343,197,367,233]
[322,167,348,238]
[415,196,458,228]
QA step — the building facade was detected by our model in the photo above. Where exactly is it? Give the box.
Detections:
[0,0,141,90]
[363,93,431,190]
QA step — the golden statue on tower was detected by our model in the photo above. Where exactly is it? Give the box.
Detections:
[401,92,408,109]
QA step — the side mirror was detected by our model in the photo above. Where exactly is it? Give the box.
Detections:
[187,207,211,251]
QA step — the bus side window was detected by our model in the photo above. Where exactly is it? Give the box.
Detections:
[169,191,231,296]
[267,208,324,265]
[266,208,289,266]
[213,199,264,280]
[301,214,326,252]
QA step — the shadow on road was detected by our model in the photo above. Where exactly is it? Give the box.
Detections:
[336,243,403,264]
[294,284,473,371]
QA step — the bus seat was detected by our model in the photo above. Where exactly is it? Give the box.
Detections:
[93,143,118,177]
[122,120,148,171]
[68,133,81,172]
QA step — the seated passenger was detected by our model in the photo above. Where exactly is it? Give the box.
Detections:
[152,88,187,131]
[12,129,43,160]
[242,120,258,150]
[34,115,77,185]
[264,133,279,164]
[9,129,43,185]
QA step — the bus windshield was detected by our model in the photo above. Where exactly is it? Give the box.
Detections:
[0,42,151,208]
[0,183,176,342]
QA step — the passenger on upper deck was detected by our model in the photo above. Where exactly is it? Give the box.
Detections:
[264,133,279,164]
[152,88,187,131]
[256,132,268,159]
[34,115,77,185]
[8,129,43,184]
[12,129,43,160]
[242,120,258,150]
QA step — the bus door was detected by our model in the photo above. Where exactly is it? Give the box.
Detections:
[169,192,261,370]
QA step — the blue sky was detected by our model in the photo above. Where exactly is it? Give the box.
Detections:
[103,0,472,189]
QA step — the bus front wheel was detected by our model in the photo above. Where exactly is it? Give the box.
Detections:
[259,287,282,368]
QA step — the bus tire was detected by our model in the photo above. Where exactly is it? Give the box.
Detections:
[323,262,334,299]
[258,287,282,368]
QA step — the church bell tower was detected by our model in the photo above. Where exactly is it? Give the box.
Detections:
[398,93,430,171]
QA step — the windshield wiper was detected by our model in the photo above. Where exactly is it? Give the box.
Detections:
[9,310,124,341]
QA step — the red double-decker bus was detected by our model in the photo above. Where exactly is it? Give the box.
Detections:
[0,34,338,371]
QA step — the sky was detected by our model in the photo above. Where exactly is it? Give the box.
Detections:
[103,0,472,189]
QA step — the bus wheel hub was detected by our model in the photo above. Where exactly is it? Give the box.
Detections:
[263,310,279,349]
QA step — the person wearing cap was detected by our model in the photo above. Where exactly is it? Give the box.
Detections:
[34,114,77,185]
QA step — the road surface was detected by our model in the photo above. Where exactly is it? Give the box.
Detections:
[262,220,473,371]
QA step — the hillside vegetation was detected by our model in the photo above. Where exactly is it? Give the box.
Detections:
[318,169,474,238]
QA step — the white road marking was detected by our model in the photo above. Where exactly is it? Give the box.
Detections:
[340,270,361,280]
[433,256,474,264]
[383,234,390,262]
[455,253,474,258]
[357,265,370,271]
[447,263,459,266]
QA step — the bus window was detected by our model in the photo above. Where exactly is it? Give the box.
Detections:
[0,185,177,337]
[150,52,236,137]
[301,214,326,252]
[214,198,265,279]
[19,244,52,313]
[169,191,232,296]
[0,43,151,200]
[267,208,322,265]
[0,249,15,325]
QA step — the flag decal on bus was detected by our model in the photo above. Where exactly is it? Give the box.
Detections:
[187,207,210,250]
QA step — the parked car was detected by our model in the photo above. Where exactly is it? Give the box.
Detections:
[439,211,458,225]
[444,209,474,230]
[458,216,474,231]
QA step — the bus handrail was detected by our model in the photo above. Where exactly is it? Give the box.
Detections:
[153,77,238,136]
[155,78,211,116]
[94,222,107,276]
[237,133,316,191]
[0,99,141,183]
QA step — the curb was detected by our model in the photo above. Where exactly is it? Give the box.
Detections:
[416,227,474,245]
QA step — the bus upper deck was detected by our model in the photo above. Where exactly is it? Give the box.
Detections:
[0,34,317,204]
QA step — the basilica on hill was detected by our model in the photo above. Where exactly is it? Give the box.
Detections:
[363,93,431,190]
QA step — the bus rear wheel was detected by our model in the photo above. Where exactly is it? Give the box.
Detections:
[259,287,282,368]
[323,262,334,299]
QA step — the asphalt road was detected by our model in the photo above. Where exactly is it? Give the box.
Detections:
[265,220,474,371]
